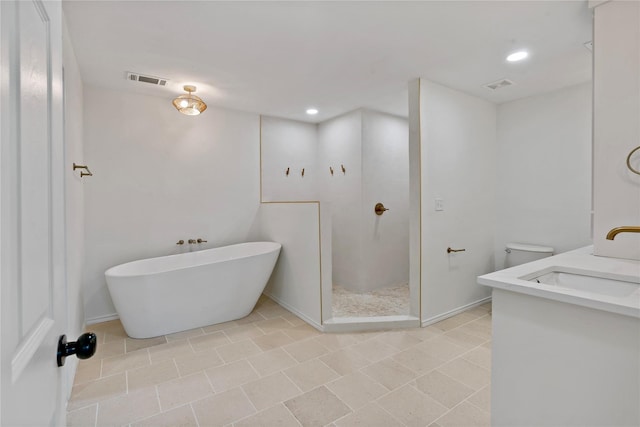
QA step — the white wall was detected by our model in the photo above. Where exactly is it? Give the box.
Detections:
[62,13,85,395]
[495,83,592,269]
[361,110,409,289]
[251,202,330,329]
[592,0,640,260]
[415,79,496,323]
[317,111,364,290]
[83,87,260,322]
[260,116,318,201]
[260,111,409,313]
[317,110,410,293]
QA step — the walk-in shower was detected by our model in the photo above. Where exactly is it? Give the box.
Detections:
[316,109,410,319]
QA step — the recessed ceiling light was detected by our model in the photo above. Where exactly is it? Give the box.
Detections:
[506,51,528,62]
[306,108,319,115]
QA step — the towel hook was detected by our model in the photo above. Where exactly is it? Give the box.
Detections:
[73,163,93,177]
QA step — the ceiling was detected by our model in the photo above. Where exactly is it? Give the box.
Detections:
[62,1,593,123]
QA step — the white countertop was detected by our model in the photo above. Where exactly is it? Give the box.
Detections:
[478,246,640,318]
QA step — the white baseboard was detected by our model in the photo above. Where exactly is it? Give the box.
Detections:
[85,313,119,326]
[262,292,324,332]
[85,298,491,332]
[421,296,492,327]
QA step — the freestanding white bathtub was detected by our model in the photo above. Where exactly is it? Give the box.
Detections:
[105,242,281,339]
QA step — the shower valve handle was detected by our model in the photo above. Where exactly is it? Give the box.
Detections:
[374,203,389,216]
[197,238,207,243]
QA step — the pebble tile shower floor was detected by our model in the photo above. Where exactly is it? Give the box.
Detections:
[68,296,492,427]
[332,283,410,317]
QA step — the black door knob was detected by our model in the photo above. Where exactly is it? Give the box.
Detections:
[57,332,97,367]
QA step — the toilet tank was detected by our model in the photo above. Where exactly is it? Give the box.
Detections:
[505,242,554,268]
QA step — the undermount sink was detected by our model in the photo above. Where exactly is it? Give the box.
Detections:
[478,246,640,318]
[526,269,640,298]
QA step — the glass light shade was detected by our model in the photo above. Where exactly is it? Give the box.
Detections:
[506,50,528,62]
[172,85,207,115]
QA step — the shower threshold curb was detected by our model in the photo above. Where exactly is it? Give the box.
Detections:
[322,315,420,333]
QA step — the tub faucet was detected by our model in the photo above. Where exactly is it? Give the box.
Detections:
[605,226,640,240]
[188,239,197,244]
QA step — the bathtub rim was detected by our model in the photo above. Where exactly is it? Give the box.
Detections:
[105,241,281,278]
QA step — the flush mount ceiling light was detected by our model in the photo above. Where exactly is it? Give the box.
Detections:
[172,85,207,116]
[306,108,319,115]
[506,50,529,62]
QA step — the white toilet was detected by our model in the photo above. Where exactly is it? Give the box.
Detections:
[505,242,554,268]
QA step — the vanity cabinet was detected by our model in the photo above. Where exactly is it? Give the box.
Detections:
[491,288,639,426]
[479,247,640,426]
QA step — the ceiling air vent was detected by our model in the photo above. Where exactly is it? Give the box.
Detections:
[483,78,515,91]
[126,72,168,86]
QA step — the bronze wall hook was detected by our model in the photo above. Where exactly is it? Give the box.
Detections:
[73,162,93,177]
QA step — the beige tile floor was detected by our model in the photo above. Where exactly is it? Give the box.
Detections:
[68,297,492,427]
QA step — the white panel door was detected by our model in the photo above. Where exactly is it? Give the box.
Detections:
[1,1,68,425]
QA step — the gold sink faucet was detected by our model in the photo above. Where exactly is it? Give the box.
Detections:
[606,226,640,240]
